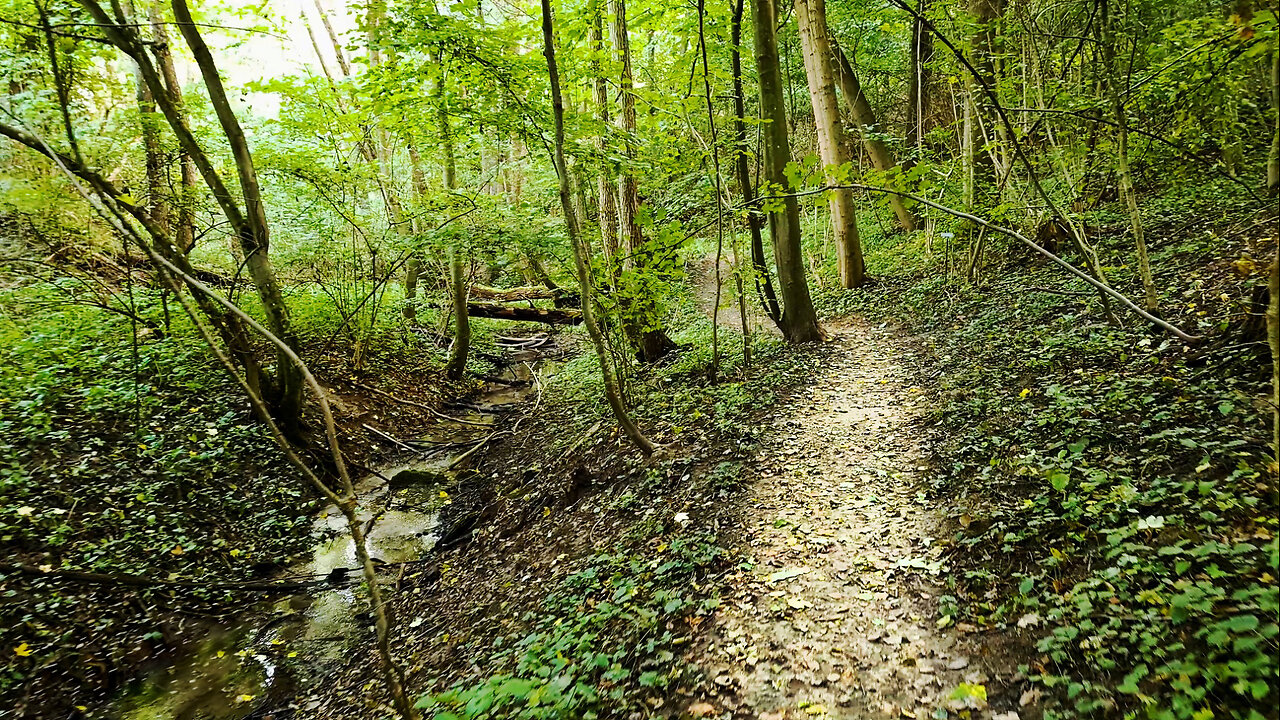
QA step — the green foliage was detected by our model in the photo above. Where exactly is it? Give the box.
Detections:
[821,176,1278,720]
[417,537,723,719]
[0,286,312,700]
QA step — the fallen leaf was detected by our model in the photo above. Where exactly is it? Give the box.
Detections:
[13,643,31,657]
[768,567,811,583]
[686,701,717,717]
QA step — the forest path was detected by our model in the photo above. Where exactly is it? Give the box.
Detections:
[688,251,781,336]
[692,319,1020,719]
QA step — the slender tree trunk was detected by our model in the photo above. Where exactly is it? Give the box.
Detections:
[1268,257,1278,466]
[135,62,168,232]
[967,0,1002,202]
[540,0,655,455]
[731,0,783,327]
[608,0,676,361]
[166,0,303,430]
[147,3,195,253]
[439,93,470,379]
[1268,47,1278,193]
[906,0,935,158]
[753,0,823,342]
[830,40,918,232]
[795,0,864,287]
[589,1,620,268]
[1100,0,1158,312]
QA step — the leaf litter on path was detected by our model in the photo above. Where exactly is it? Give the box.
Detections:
[690,321,1028,719]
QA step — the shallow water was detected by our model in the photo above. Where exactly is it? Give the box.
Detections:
[119,344,558,719]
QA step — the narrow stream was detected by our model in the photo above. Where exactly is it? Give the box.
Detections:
[119,337,559,720]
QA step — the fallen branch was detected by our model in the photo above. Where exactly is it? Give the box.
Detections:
[754,183,1201,343]
[361,423,426,456]
[350,381,491,427]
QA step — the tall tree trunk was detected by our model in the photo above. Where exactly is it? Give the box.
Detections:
[753,0,823,342]
[906,0,935,158]
[166,0,303,430]
[967,0,1003,203]
[795,0,865,287]
[403,141,428,320]
[731,0,783,327]
[147,4,195,253]
[1100,0,1158,312]
[135,61,168,233]
[589,0,620,268]
[608,0,676,361]
[1268,257,1278,466]
[830,40,918,232]
[540,0,655,455]
[439,91,470,380]
[1268,47,1278,193]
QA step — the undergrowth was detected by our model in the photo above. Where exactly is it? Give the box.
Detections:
[816,178,1278,720]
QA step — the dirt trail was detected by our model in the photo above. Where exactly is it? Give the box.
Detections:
[695,320,1023,719]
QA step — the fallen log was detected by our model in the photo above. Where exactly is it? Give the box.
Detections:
[468,284,561,301]
[466,302,582,325]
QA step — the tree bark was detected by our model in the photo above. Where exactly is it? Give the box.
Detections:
[438,85,470,379]
[608,0,677,361]
[830,39,918,232]
[1268,46,1278,192]
[465,303,582,324]
[1268,257,1278,466]
[753,0,823,342]
[1100,0,1158,312]
[540,0,655,455]
[906,0,935,157]
[148,3,195,253]
[731,0,783,327]
[589,0,620,268]
[795,0,865,288]
[105,0,303,429]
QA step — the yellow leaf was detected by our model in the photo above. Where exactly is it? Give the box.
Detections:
[14,643,32,657]
[1019,388,1031,399]
[170,545,184,556]
[235,694,254,703]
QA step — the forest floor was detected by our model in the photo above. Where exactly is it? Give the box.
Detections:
[689,317,1030,719]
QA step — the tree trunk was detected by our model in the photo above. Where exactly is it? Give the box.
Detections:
[1268,47,1278,193]
[830,40,918,232]
[540,0,655,455]
[731,0,783,327]
[967,0,1003,204]
[147,3,195,253]
[906,0,935,158]
[1268,257,1278,466]
[608,0,676,361]
[438,90,470,379]
[795,0,865,288]
[465,303,582,324]
[166,0,303,430]
[134,59,168,234]
[589,1,620,268]
[753,0,823,342]
[1100,0,1158,312]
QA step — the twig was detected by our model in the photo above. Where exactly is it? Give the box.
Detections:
[361,423,426,456]
[350,381,491,427]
